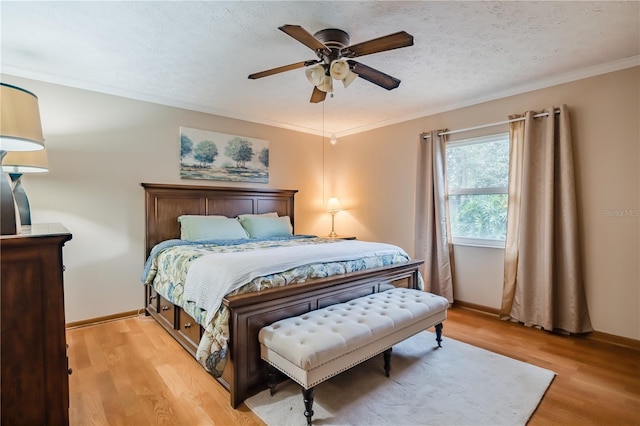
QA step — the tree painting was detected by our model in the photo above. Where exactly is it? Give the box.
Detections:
[194,140,218,167]
[225,137,254,168]
[181,134,193,157]
[258,147,269,168]
[179,127,268,183]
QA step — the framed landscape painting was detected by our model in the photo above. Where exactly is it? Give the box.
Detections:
[180,127,269,183]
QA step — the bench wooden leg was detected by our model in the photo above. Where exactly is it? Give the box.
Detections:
[435,323,443,348]
[266,363,277,396]
[302,387,315,426]
[383,347,392,377]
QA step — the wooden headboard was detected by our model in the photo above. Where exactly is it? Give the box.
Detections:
[141,183,298,258]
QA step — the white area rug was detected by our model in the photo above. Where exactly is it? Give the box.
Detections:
[245,331,555,426]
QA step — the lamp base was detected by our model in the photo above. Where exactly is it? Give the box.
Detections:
[0,151,18,235]
[328,212,337,238]
[9,173,31,225]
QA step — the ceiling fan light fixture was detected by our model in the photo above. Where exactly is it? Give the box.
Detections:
[329,59,349,80]
[305,64,325,86]
[342,70,357,88]
[316,75,333,93]
[330,59,357,88]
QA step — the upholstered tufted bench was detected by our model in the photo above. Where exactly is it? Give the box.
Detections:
[258,287,449,425]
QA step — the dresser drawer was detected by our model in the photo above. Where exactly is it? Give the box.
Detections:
[178,309,201,346]
[158,296,175,329]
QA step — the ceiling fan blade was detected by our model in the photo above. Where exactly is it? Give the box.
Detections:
[279,25,330,55]
[310,86,327,103]
[248,60,317,79]
[347,60,401,90]
[342,31,414,58]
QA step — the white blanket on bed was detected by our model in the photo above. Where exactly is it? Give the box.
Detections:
[183,240,408,324]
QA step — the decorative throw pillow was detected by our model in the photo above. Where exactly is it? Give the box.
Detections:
[178,215,249,241]
[238,215,293,238]
[237,212,278,221]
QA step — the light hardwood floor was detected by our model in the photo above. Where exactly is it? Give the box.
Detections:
[67,307,640,425]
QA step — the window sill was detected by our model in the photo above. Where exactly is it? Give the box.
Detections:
[451,237,505,249]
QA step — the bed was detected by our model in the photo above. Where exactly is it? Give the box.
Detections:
[141,183,424,407]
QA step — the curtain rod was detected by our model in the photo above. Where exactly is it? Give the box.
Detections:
[422,109,560,139]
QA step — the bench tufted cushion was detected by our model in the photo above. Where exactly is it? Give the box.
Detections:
[259,288,449,371]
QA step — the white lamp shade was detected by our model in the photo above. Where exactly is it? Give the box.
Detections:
[329,60,350,80]
[317,75,333,93]
[305,65,325,86]
[342,70,357,88]
[329,59,349,80]
[330,60,357,88]
[0,83,45,151]
[326,197,342,212]
[3,148,49,173]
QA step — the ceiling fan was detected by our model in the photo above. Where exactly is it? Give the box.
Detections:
[248,25,414,103]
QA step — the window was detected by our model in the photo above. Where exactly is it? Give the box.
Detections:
[446,133,510,248]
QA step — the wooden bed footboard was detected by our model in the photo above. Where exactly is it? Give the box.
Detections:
[223,259,423,407]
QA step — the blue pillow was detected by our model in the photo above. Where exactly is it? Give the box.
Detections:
[238,215,293,238]
[237,212,278,221]
[178,215,249,241]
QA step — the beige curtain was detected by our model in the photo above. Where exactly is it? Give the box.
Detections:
[501,105,592,333]
[415,130,454,302]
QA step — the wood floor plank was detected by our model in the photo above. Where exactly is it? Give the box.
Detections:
[156,363,215,425]
[67,307,640,426]
[69,389,109,426]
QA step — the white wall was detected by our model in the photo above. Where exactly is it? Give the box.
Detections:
[451,245,505,309]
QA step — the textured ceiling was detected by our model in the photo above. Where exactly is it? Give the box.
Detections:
[2,1,639,137]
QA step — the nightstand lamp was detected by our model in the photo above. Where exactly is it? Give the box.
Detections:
[0,82,46,235]
[3,148,49,225]
[326,197,342,238]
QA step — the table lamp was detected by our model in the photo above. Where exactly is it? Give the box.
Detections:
[326,197,342,238]
[0,82,46,235]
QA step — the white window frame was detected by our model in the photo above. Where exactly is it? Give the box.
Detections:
[446,133,509,249]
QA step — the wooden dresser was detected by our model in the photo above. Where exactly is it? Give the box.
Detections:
[1,224,72,426]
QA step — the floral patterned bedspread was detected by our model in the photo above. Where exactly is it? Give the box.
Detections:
[141,236,421,377]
